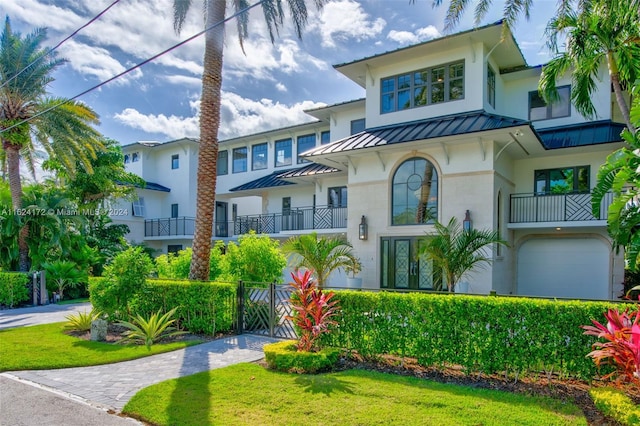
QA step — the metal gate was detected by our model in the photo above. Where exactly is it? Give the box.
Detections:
[237,282,297,339]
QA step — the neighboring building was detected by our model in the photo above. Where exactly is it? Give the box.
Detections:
[116,21,626,299]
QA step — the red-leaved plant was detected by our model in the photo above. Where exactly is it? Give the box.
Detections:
[286,269,340,352]
[582,308,640,385]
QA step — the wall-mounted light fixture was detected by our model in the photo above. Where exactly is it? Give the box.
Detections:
[359,215,368,240]
[463,210,472,231]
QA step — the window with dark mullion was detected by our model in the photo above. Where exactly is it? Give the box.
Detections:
[275,138,292,167]
[297,134,315,164]
[252,142,267,170]
[217,150,228,175]
[534,165,589,194]
[232,147,247,173]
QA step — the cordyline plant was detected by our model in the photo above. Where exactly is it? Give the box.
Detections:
[582,308,640,385]
[286,269,340,352]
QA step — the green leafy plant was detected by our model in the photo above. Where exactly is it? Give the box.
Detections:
[64,310,101,332]
[263,340,340,373]
[155,242,227,281]
[118,308,186,350]
[582,308,640,384]
[287,269,340,352]
[43,260,87,301]
[282,232,360,288]
[418,216,508,292]
[0,272,29,307]
[590,387,640,425]
[226,231,285,283]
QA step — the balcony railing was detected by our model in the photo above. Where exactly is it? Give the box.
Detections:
[145,217,195,237]
[234,205,347,235]
[510,191,614,224]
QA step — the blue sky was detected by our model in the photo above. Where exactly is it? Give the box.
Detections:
[1,0,558,145]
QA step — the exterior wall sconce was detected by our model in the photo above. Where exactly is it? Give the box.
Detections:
[359,215,368,240]
[463,210,472,231]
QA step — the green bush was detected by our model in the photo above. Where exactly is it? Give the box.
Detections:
[226,231,286,283]
[128,279,236,335]
[263,340,340,373]
[0,272,29,307]
[590,387,640,425]
[320,291,630,380]
[155,242,228,281]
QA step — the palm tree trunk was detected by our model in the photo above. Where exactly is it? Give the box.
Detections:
[607,51,636,134]
[188,0,226,281]
[3,141,29,271]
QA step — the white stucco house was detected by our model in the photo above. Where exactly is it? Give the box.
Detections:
[115,20,626,300]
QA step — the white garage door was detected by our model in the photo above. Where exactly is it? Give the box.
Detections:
[517,238,610,300]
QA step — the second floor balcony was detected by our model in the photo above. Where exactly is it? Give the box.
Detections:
[509,191,614,226]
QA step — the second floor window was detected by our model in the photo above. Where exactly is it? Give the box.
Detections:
[321,130,331,145]
[217,150,228,175]
[328,186,347,207]
[297,134,316,163]
[381,61,465,114]
[529,85,571,121]
[275,138,292,167]
[487,65,496,108]
[233,147,247,173]
[350,119,366,135]
[132,197,146,217]
[252,143,267,170]
[171,203,179,218]
[171,154,179,169]
[132,152,139,162]
[534,165,589,194]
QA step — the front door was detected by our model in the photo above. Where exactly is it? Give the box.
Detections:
[215,201,228,237]
[380,237,441,290]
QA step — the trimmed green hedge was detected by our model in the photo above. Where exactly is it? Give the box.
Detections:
[264,340,340,373]
[320,291,632,380]
[0,272,29,307]
[90,277,236,335]
[590,387,640,425]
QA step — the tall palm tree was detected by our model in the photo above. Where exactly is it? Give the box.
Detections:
[173,1,327,281]
[282,232,360,288]
[0,17,103,271]
[539,0,640,133]
[418,216,508,292]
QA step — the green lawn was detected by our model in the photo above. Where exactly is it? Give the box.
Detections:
[56,298,90,305]
[0,322,200,371]
[124,363,586,426]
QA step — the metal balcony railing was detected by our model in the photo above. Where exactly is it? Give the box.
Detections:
[509,191,614,223]
[234,205,348,235]
[145,217,195,237]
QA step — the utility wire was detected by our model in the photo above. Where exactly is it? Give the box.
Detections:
[0,0,122,90]
[0,0,266,136]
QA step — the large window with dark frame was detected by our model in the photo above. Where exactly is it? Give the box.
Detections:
[232,147,247,173]
[297,134,316,164]
[487,65,496,108]
[392,157,438,225]
[251,142,268,170]
[328,186,347,207]
[534,165,589,194]
[217,150,228,175]
[274,138,292,167]
[529,85,571,120]
[381,61,464,114]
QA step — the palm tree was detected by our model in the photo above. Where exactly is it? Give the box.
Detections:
[282,232,360,288]
[418,216,508,292]
[173,1,327,281]
[0,17,103,271]
[539,0,640,133]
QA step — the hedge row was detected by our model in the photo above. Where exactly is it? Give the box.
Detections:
[89,277,236,335]
[0,272,29,307]
[320,291,632,380]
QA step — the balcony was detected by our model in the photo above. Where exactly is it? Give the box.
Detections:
[232,205,347,236]
[145,217,195,237]
[509,192,614,225]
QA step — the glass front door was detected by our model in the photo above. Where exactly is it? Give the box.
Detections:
[381,237,441,290]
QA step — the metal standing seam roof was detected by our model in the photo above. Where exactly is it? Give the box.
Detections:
[229,169,297,192]
[302,111,529,157]
[535,120,626,149]
[116,180,171,192]
[276,163,341,179]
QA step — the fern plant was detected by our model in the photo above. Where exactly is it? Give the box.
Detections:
[64,310,101,332]
[118,308,186,349]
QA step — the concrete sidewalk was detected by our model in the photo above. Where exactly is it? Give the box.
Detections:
[0,302,92,329]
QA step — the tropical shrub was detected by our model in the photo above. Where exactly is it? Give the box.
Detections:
[64,310,101,332]
[155,242,227,281]
[43,260,87,300]
[590,387,640,426]
[287,270,340,352]
[263,340,340,373]
[0,272,29,307]
[582,308,640,385]
[118,308,186,350]
[226,231,286,283]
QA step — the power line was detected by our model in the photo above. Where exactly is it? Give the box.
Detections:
[0,0,266,136]
[0,0,122,90]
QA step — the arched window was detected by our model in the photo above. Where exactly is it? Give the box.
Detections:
[392,157,438,225]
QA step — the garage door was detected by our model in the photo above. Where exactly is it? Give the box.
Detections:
[517,238,610,300]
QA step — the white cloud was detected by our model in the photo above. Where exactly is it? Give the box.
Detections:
[163,74,202,87]
[114,91,326,140]
[59,40,142,84]
[312,0,386,48]
[275,83,287,92]
[387,25,441,45]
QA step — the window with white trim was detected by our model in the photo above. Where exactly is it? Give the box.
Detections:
[132,197,146,217]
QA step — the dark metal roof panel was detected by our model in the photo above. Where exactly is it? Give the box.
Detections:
[277,163,341,179]
[229,169,296,192]
[302,111,527,157]
[535,121,626,149]
[144,182,171,192]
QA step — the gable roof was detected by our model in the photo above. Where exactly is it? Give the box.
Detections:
[535,120,626,149]
[302,110,528,158]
